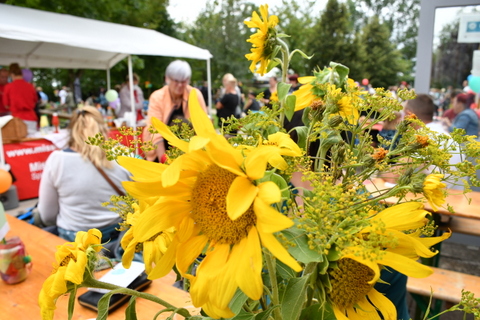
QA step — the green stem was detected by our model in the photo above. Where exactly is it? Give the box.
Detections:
[82,278,191,318]
[277,38,291,128]
[264,250,282,320]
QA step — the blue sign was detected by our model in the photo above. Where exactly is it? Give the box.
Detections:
[467,21,480,33]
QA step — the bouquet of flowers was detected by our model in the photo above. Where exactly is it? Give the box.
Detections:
[39,4,480,320]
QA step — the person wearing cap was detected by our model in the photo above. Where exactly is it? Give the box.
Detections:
[143,60,207,162]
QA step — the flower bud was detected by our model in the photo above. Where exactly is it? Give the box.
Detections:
[328,115,343,127]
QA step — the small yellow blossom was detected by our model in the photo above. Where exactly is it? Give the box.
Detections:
[423,174,446,211]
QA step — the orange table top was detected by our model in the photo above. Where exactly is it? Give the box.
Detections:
[1,215,199,320]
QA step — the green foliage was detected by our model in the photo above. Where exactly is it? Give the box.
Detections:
[359,16,409,88]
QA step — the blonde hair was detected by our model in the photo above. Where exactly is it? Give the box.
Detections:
[68,106,112,168]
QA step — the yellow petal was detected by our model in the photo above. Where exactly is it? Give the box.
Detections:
[378,251,433,278]
[333,305,349,320]
[367,288,397,320]
[254,198,293,233]
[258,232,302,272]
[370,202,429,231]
[151,117,189,152]
[176,235,208,276]
[245,145,286,179]
[133,200,188,241]
[122,180,190,199]
[235,227,263,300]
[188,89,217,137]
[256,181,281,204]
[227,176,258,220]
[147,238,178,279]
[117,156,166,182]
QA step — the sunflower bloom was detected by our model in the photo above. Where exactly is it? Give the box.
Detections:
[337,96,359,125]
[118,90,302,319]
[244,4,279,75]
[121,202,176,275]
[293,76,316,111]
[38,229,102,320]
[423,174,446,211]
[328,202,450,320]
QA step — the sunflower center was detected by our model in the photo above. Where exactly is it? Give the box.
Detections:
[328,258,375,309]
[191,164,256,244]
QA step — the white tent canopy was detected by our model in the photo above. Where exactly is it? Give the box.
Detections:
[0,3,212,69]
[0,3,213,126]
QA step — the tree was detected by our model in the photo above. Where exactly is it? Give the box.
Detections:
[273,0,316,76]
[185,0,256,89]
[359,16,409,88]
[432,20,479,89]
[347,0,420,80]
[306,0,367,80]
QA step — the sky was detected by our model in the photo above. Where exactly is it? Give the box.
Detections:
[167,0,328,23]
[167,1,478,47]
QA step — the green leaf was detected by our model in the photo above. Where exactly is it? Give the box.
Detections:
[125,296,138,320]
[285,95,296,121]
[301,107,311,127]
[281,228,324,264]
[290,49,314,60]
[276,259,297,280]
[266,56,280,73]
[254,305,279,320]
[228,289,249,315]
[300,303,336,320]
[293,126,308,151]
[229,309,256,320]
[67,286,77,320]
[280,276,310,320]
[277,82,291,101]
[97,292,116,320]
[329,62,349,87]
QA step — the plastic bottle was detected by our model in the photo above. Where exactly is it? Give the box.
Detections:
[52,112,59,133]
[106,107,114,127]
[39,115,49,135]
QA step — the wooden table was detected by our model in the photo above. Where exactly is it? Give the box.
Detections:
[1,215,199,320]
[364,178,480,221]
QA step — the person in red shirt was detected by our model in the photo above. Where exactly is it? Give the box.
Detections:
[0,68,9,116]
[3,63,38,134]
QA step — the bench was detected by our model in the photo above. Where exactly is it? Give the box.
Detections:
[439,217,480,237]
[407,266,480,304]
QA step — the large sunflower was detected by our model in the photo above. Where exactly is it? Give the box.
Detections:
[118,90,303,318]
[39,229,102,320]
[244,4,279,75]
[326,202,450,320]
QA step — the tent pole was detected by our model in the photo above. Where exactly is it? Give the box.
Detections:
[207,58,212,116]
[127,55,135,130]
[106,68,111,90]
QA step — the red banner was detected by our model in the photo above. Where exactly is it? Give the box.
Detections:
[4,139,57,200]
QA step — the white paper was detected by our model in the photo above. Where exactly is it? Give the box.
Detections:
[88,261,145,294]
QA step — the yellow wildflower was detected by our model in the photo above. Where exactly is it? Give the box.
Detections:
[38,229,102,320]
[423,174,446,211]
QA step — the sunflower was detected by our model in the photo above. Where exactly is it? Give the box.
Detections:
[337,96,359,125]
[39,229,102,320]
[423,174,446,211]
[121,202,176,275]
[292,76,316,111]
[327,202,451,320]
[118,90,303,318]
[244,4,279,75]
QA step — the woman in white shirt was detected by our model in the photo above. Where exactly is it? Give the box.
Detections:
[38,106,131,242]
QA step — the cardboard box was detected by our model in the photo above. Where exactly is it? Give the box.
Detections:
[2,117,27,143]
